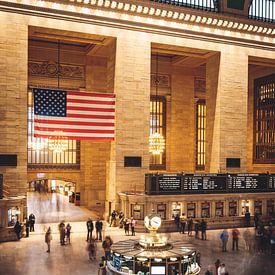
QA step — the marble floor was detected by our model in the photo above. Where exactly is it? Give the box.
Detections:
[0,192,274,275]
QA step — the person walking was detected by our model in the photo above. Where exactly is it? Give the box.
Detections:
[86,218,94,241]
[187,218,193,236]
[174,214,180,232]
[131,217,136,236]
[58,221,66,245]
[244,210,251,227]
[201,219,207,240]
[124,219,130,236]
[110,210,117,227]
[88,237,97,260]
[180,215,186,234]
[95,218,103,241]
[243,228,252,251]
[217,263,228,275]
[220,229,229,252]
[14,221,22,240]
[45,227,52,253]
[25,218,30,238]
[254,212,259,229]
[66,223,72,244]
[214,259,221,275]
[29,213,36,232]
[232,228,240,251]
[102,236,113,260]
[194,221,200,239]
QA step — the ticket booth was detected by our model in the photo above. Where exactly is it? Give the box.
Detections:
[215,201,224,217]
[171,202,181,218]
[201,202,210,218]
[229,201,238,216]
[157,204,166,220]
[267,199,274,216]
[187,203,196,218]
[241,200,250,215]
[254,200,262,215]
[131,204,144,220]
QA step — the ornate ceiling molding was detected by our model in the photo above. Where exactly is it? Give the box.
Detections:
[48,0,275,36]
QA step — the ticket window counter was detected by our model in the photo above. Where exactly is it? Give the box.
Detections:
[229,201,238,217]
[131,204,144,220]
[8,207,20,227]
[157,204,166,220]
[215,201,224,217]
[254,200,262,215]
[267,200,274,216]
[187,203,196,218]
[172,203,181,219]
[201,202,210,218]
[241,200,250,215]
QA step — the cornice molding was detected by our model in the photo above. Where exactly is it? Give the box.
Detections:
[49,0,275,36]
[0,0,274,51]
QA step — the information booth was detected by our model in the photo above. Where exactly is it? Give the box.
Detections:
[267,199,274,216]
[187,203,196,218]
[229,201,238,216]
[201,202,210,218]
[215,201,224,217]
[254,200,262,215]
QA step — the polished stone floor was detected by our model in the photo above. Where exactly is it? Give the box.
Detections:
[0,192,274,275]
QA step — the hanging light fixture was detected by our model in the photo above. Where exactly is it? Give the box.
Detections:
[47,40,68,154]
[48,131,69,153]
[149,54,165,155]
[30,138,48,151]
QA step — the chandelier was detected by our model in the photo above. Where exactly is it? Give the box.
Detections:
[149,54,165,155]
[48,132,69,153]
[30,138,48,151]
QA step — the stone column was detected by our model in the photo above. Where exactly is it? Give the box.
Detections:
[0,16,28,203]
[106,35,151,212]
[206,49,248,172]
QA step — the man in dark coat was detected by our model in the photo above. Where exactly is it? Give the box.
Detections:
[245,210,251,227]
[29,213,36,232]
[25,218,30,237]
[201,219,207,240]
[14,221,22,240]
[95,218,103,241]
[86,218,94,241]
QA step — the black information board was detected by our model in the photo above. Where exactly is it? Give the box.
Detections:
[158,174,182,193]
[145,173,275,195]
[268,174,275,189]
[183,174,227,192]
[227,174,268,191]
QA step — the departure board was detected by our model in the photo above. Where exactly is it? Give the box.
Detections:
[268,174,275,189]
[158,174,182,193]
[227,174,268,191]
[183,174,227,192]
[145,173,275,195]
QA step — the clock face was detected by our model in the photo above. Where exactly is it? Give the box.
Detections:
[144,214,162,230]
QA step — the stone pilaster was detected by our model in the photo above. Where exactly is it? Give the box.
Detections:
[0,16,28,197]
[107,35,151,209]
[206,49,248,172]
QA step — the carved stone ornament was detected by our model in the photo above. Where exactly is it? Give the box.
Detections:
[151,74,170,88]
[28,60,85,80]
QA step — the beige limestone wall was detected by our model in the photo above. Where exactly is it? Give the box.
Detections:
[206,48,248,172]
[110,35,151,202]
[247,65,275,173]
[169,67,195,172]
[0,14,28,196]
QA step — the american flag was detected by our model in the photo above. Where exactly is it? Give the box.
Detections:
[33,88,115,140]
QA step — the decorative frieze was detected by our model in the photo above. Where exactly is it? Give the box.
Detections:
[151,74,171,88]
[28,60,85,80]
